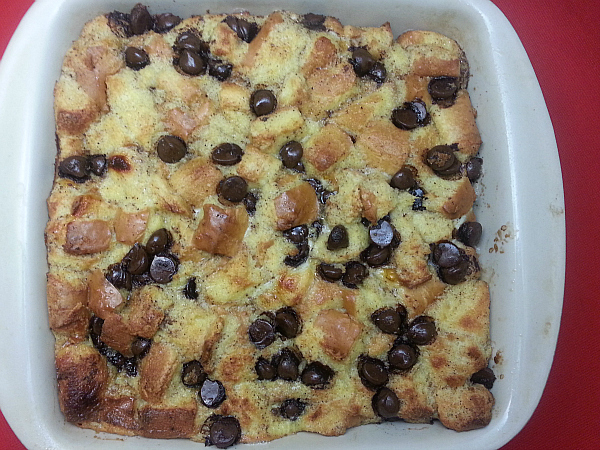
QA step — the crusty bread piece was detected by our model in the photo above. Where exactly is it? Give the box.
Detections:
[47,5,493,446]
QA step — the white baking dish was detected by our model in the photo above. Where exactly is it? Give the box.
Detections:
[0,0,564,448]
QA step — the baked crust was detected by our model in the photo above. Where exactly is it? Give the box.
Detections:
[47,5,493,445]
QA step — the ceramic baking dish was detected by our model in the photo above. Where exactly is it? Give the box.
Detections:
[0,0,565,448]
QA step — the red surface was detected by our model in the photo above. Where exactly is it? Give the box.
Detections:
[1,1,599,448]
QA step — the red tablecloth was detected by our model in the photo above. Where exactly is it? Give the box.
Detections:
[1,1,599,448]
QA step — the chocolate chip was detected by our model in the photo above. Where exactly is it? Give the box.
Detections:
[217,176,248,203]
[391,99,429,130]
[182,360,206,387]
[279,141,304,170]
[248,318,276,349]
[175,31,208,55]
[153,13,181,33]
[368,61,387,84]
[89,315,104,337]
[457,222,482,247]
[274,307,301,339]
[87,155,107,176]
[327,225,349,250]
[130,3,153,35]
[125,46,149,70]
[426,145,457,173]
[372,387,400,419]
[302,13,327,31]
[466,157,483,182]
[406,316,437,345]
[409,185,427,211]
[390,166,417,190]
[275,348,301,381]
[312,220,324,237]
[388,344,418,371]
[284,241,310,267]
[432,241,461,268]
[145,228,172,255]
[342,261,368,288]
[211,143,243,166]
[108,155,131,171]
[301,361,334,389]
[224,16,259,43]
[317,263,343,282]
[178,49,207,75]
[208,59,233,81]
[200,379,226,408]
[439,257,470,284]
[470,367,496,390]
[156,135,187,163]
[371,306,406,334]
[358,356,389,390]
[428,76,459,104]
[208,416,240,449]
[149,254,178,283]
[183,277,198,299]
[124,243,150,275]
[255,357,277,380]
[131,337,151,359]
[305,178,333,203]
[250,89,277,116]
[350,47,376,77]
[283,225,308,244]
[280,399,306,420]
[369,220,394,247]
[106,11,131,38]
[105,263,132,290]
[360,244,391,267]
[58,156,89,182]
[243,192,258,215]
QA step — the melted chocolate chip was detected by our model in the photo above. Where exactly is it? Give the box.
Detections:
[106,11,132,38]
[439,257,470,284]
[342,261,368,288]
[371,306,406,334]
[108,155,131,172]
[470,367,496,390]
[284,241,310,267]
[182,360,206,387]
[406,316,437,345]
[208,58,233,81]
[224,16,259,43]
[124,243,150,275]
[178,49,207,75]
[391,99,429,130]
[327,225,349,250]
[175,31,208,55]
[87,155,107,176]
[390,166,417,190]
[212,143,243,165]
[279,141,304,170]
[125,46,149,70]
[153,13,181,33]
[302,13,327,31]
[305,178,333,203]
[372,387,400,419]
[426,145,457,173]
[130,3,153,35]
[90,315,104,337]
[457,221,483,247]
[432,241,462,268]
[301,361,334,389]
[218,176,248,202]
[58,156,89,182]
[131,337,151,359]
[369,220,394,247]
[283,225,308,244]
[149,254,178,283]
[200,378,226,408]
[280,399,306,420]
[243,192,258,215]
[183,277,198,299]
[368,61,387,84]
[466,157,483,182]
[274,307,301,339]
[275,348,301,381]
[358,356,389,390]
[145,228,172,255]
[317,263,343,282]
[105,263,132,290]
[248,318,276,349]
[360,244,391,267]
[208,416,241,449]
[255,357,277,380]
[157,135,187,163]
[350,47,376,76]
[388,343,418,371]
[428,76,459,105]
[250,89,277,116]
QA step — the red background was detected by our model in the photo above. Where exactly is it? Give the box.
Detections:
[1,0,599,448]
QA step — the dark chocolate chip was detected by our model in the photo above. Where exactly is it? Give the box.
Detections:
[145,228,172,255]
[178,49,207,75]
[105,263,132,290]
[89,315,104,337]
[124,243,150,275]
[388,343,418,371]
[406,316,437,345]
[432,241,461,268]
[390,166,417,190]
[153,13,181,33]
[58,156,90,182]
[372,387,400,419]
[183,277,198,299]
[350,47,376,77]
[391,99,429,130]
[255,357,277,380]
[312,220,324,237]
[208,416,241,449]
[283,225,308,244]
[369,220,394,247]
[208,59,233,81]
[149,254,178,283]
[243,192,258,215]
[106,11,131,38]
[125,46,149,70]
[218,176,248,203]
[250,89,277,116]
[301,13,327,31]
[327,225,349,250]
[131,337,151,359]
[360,244,391,267]
[428,76,459,102]
[466,157,483,182]
[130,3,153,35]
[175,31,208,55]
[470,367,496,390]
[211,143,243,166]
[280,399,306,420]
[182,360,206,387]
[274,307,301,339]
[457,221,483,247]
[284,241,310,267]
[439,257,470,284]
[156,135,187,163]
[275,348,301,381]
[317,263,343,282]
[301,361,334,389]
[358,356,389,390]
[342,261,368,288]
[305,178,333,203]
[224,16,259,43]
[200,379,226,408]
[87,155,107,176]
[279,141,304,169]
[426,145,457,173]
[371,306,406,334]
[248,318,276,349]
[368,61,387,84]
